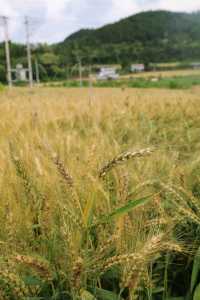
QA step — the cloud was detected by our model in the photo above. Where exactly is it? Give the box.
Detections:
[66,0,114,26]
[0,0,48,42]
[0,0,200,43]
[109,0,139,21]
[32,0,117,43]
[154,0,200,12]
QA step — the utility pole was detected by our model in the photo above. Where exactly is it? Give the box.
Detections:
[89,65,92,84]
[88,65,94,104]
[25,16,33,88]
[78,60,82,87]
[75,43,83,87]
[0,16,12,88]
[35,58,40,84]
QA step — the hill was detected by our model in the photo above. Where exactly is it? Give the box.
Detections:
[66,10,200,44]
[56,10,200,66]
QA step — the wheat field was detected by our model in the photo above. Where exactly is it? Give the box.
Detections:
[1,87,200,300]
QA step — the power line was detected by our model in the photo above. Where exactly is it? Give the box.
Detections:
[0,14,98,27]
[0,14,102,45]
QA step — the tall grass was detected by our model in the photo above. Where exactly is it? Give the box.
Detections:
[0,87,200,299]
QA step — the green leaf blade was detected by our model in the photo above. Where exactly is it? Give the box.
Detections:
[194,283,200,300]
[191,246,200,293]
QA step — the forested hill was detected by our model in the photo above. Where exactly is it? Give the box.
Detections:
[56,10,200,65]
[65,10,200,45]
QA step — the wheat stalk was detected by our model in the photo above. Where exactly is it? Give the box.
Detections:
[13,254,53,281]
[52,153,74,188]
[99,148,154,178]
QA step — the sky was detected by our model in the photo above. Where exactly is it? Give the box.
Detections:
[0,0,200,44]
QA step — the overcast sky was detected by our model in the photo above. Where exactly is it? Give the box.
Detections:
[0,0,200,44]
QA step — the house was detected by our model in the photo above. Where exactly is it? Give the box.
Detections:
[97,67,119,80]
[13,64,29,81]
[131,64,145,73]
[191,62,200,69]
[151,77,159,82]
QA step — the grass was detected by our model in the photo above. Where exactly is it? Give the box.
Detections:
[122,68,200,79]
[1,87,200,299]
[44,74,200,90]
[94,75,200,89]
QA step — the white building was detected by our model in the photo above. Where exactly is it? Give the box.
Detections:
[13,64,28,81]
[97,67,119,80]
[191,62,200,69]
[131,64,145,73]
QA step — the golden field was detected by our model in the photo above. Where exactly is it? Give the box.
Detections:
[1,87,200,300]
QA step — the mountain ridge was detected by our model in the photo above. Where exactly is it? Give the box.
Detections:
[55,10,200,66]
[63,10,200,44]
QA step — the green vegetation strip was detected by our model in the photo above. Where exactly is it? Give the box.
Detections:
[46,75,200,90]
